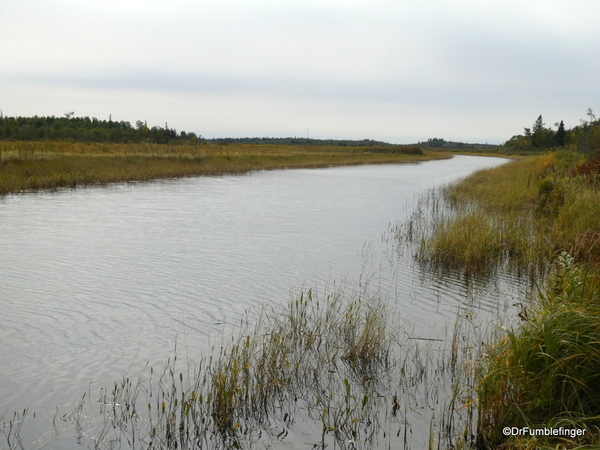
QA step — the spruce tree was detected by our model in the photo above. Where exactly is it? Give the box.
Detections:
[555,120,566,147]
[532,115,545,148]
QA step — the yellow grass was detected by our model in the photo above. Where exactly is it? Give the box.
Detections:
[413,151,600,276]
[0,141,450,195]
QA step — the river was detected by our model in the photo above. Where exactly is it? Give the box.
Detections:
[0,155,523,448]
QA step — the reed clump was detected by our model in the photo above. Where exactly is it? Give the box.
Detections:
[42,285,486,450]
[477,254,600,449]
[209,289,393,443]
[66,289,402,449]
[419,211,506,272]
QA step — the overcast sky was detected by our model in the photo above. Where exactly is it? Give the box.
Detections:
[2,0,599,144]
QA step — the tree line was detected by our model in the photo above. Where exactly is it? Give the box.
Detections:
[0,113,411,148]
[0,113,201,144]
[503,108,600,154]
[0,113,419,148]
[417,138,498,149]
[204,137,396,147]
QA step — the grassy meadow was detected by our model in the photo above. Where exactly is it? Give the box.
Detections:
[0,141,448,195]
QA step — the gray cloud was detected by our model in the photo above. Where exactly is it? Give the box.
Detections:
[2,0,599,143]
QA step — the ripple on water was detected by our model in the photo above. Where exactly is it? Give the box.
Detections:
[0,156,524,444]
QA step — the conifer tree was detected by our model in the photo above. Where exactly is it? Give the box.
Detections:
[555,120,566,146]
[532,115,545,148]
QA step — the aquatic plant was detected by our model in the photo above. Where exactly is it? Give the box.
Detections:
[401,152,600,278]
[23,284,486,450]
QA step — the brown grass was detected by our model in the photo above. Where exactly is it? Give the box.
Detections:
[0,141,450,195]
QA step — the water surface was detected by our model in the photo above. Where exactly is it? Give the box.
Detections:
[0,155,522,446]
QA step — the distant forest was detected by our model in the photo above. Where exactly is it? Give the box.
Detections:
[417,138,498,150]
[0,113,492,149]
[207,136,396,147]
[0,113,409,147]
[0,113,199,144]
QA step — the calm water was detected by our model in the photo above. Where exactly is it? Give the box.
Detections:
[0,155,522,446]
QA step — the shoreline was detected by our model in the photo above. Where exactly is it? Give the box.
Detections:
[411,151,600,448]
[0,141,454,195]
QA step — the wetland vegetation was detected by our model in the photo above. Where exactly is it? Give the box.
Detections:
[397,110,600,448]
[2,285,482,450]
[0,140,447,196]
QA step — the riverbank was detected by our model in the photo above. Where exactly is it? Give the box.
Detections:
[415,151,600,276]
[0,141,450,195]
[410,150,600,448]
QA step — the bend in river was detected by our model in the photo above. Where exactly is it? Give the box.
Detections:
[1,155,524,448]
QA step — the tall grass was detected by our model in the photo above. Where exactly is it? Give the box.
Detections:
[0,141,449,195]
[209,289,393,446]
[477,254,600,448]
[395,149,600,448]
[403,152,600,278]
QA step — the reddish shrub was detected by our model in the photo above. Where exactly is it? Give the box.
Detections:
[576,149,600,176]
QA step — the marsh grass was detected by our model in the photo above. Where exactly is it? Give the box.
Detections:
[207,290,392,449]
[132,289,396,449]
[18,284,489,450]
[477,254,600,449]
[400,152,600,278]
[0,141,449,195]
[394,150,600,449]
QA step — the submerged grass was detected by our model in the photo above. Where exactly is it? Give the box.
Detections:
[209,289,393,445]
[0,141,449,195]
[11,285,487,450]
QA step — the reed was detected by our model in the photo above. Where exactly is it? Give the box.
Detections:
[208,289,394,445]
[28,284,486,450]
[0,408,28,450]
[477,254,600,448]
[405,151,600,278]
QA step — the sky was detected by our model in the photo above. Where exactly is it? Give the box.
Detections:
[2,0,599,144]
